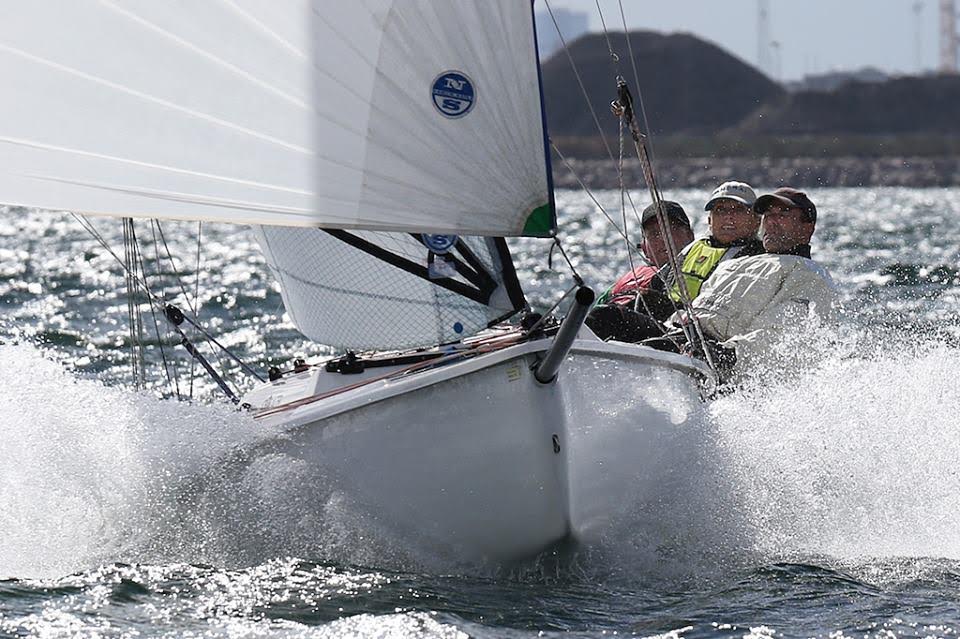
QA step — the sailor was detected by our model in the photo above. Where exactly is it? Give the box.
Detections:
[586,181,763,343]
[595,200,693,309]
[586,201,693,341]
[664,180,764,304]
[663,187,838,377]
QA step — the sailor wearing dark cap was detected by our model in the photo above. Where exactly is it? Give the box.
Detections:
[586,200,695,341]
[668,187,837,376]
[636,200,694,269]
[753,187,818,256]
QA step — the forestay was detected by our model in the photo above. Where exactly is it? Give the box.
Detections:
[255,227,526,349]
[0,1,554,237]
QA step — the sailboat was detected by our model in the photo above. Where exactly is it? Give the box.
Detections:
[0,2,713,562]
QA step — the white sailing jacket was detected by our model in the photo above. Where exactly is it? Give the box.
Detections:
[671,253,838,356]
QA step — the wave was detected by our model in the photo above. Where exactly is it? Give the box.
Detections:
[4,327,960,581]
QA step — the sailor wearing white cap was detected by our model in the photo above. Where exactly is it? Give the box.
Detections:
[666,180,764,302]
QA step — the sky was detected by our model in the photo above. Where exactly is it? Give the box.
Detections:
[541,0,942,81]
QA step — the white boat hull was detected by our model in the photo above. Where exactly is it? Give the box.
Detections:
[244,335,711,564]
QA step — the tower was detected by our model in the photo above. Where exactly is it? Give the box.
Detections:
[757,0,772,76]
[941,0,958,73]
[914,1,924,72]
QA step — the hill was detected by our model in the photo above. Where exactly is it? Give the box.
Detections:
[541,31,784,139]
[735,75,960,136]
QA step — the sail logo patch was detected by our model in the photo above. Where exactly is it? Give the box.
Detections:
[421,233,458,254]
[432,71,475,118]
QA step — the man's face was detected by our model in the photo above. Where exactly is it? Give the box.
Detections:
[641,220,694,267]
[707,199,760,245]
[761,204,815,253]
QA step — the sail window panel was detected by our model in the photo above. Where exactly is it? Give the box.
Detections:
[311,0,551,236]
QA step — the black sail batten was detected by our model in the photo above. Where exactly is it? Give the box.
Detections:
[323,229,491,305]
[449,239,498,294]
[492,237,527,313]
[408,233,498,296]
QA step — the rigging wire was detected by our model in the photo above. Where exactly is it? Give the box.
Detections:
[192,221,202,397]
[617,1,657,166]
[607,5,684,341]
[71,213,261,393]
[121,217,146,389]
[140,219,181,398]
[592,0,645,235]
[548,236,583,286]
[550,140,629,243]
[615,113,665,325]
[581,2,666,329]
[148,221,182,396]
[543,0,615,161]
[547,1,719,374]
[594,0,621,69]
[542,0,643,228]
[153,221,255,386]
[144,218,207,396]
[617,116,638,299]
[592,3,718,371]
[149,220,207,396]
[613,81,717,373]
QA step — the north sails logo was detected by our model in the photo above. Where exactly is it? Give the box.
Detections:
[432,71,475,118]
[421,233,458,254]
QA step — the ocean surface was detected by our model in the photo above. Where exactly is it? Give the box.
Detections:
[3,187,960,637]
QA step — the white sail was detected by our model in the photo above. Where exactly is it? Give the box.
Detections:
[0,1,315,226]
[0,1,554,237]
[254,226,526,350]
[311,1,555,237]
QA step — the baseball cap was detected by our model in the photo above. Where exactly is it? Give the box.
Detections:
[704,181,757,211]
[641,200,691,229]
[753,187,817,222]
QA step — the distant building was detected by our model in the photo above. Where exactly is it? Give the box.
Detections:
[786,68,890,92]
[535,8,590,59]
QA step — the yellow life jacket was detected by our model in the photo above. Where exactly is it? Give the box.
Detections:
[668,239,730,302]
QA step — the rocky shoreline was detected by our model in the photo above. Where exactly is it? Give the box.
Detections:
[552,156,960,190]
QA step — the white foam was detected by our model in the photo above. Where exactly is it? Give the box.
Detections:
[0,342,423,578]
[0,342,278,577]
[707,333,960,562]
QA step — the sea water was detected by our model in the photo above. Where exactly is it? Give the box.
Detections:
[2,188,960,637]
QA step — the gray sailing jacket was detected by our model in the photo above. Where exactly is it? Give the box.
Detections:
[671,253,838,359]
